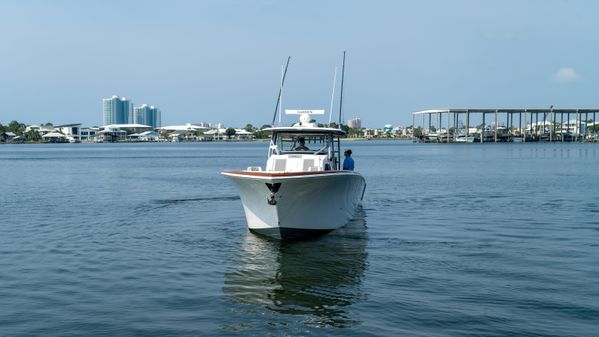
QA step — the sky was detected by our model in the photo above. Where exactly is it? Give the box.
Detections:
[1,0,599,128]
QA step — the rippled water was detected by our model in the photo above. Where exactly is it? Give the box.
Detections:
[1,142,598,336]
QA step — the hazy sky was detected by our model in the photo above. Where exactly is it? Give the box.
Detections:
[1,0,598,127]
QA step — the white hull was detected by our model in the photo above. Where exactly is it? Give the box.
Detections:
[455,136,475,143]
[222,171,366,239]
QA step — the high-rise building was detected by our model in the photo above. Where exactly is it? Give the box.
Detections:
[103,96,132,125]
[146,106,161,129]
[133,105,147,125]
[347,117,362,129]
[133,104,161,129]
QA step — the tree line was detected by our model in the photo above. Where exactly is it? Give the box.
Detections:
[0,120,27,135]
[0,120,49,142]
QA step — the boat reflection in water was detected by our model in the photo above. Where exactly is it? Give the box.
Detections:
[222,210,368,330]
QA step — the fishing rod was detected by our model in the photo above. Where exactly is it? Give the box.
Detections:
[271,56,291,126]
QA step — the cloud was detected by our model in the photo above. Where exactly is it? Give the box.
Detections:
[552,67,582,82]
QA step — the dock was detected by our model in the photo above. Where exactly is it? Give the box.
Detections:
[412,108,598,143]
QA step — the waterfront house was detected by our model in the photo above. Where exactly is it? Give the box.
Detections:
[234,128,254,140]
[158,123,208,133]
[42,132,68,143]
[203,128,226,141]
[96,129,126,142]
[55,124,82,142]
[128,130,160,142]
[80,127,99,142]
[0,131,16,142]
[96,124,152,142]
[158,124,209,141]
[26,124,57,136]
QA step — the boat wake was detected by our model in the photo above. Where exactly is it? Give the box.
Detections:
[153,196,240,205]
[134,195,241,214]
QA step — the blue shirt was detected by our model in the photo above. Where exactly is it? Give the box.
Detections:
[343,156,354,170]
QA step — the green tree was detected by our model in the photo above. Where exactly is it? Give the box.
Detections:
[413,127,423,138]
[253,125,272,139]
[0,123,5,133]
[159,131,170,140]
[225,127,236,139]
[244,124,255,132]
[347,127,362,138]
[7,120,26,136]
[25,129,41,142]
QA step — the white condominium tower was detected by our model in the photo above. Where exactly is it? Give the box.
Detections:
[103,96,132,125]
[133,104,161,129]
[347,117,362,129]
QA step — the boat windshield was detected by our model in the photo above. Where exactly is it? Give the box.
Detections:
[275,133,333,154]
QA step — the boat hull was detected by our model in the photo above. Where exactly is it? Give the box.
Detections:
[222,171,366,240]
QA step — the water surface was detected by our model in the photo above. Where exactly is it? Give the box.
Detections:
[1,142,598,336]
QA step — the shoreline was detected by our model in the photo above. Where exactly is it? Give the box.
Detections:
[0,137,412,145]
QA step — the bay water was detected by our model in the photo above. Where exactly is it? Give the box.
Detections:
[1,141,598,336]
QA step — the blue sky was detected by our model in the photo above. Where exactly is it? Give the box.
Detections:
[1,0,598,127]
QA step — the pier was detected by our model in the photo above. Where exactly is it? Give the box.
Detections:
[412,108,598,143]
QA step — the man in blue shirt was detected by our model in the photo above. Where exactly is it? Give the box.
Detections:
[343,149,354,170]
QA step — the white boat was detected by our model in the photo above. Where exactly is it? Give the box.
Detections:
[455,131,475,143]
[425,132,439,142]
[222,110,366,240]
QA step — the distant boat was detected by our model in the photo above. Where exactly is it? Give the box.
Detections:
[455,136,475,143]
[455,131,475,143]
[512,135,524,142]
[425,132,439,142]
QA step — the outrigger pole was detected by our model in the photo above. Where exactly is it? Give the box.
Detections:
[328,67,338,125]
[338,51,346,126]
[336,51,347,170]
[272,56,291,126]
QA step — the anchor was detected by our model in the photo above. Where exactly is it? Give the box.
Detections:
[265,183,282,205]
[267,194,277,205]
